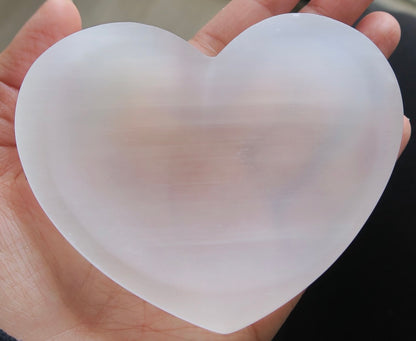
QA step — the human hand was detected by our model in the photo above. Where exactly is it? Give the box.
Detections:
[0,0,410,340]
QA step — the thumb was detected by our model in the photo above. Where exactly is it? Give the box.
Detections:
[0,0,81,89]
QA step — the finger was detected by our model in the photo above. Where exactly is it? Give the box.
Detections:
[250,292,303,340]
[354,12,409,156]
[355,12,401,59]
[301,0,372,25]
[190,0,299,56]
[399,116,411,157]
[0,0,81,89]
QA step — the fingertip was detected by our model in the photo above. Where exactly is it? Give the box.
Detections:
[356,11,401,59]
[399,115,411,157]
[42,0,82,34]
[0,0,82,89]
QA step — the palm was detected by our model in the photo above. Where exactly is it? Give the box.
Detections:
[1,78,288,341]
[0,0,410,340]
[1,92,292,341]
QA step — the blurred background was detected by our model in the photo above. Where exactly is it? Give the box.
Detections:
[0,0,416,50]
[1,1,416,341]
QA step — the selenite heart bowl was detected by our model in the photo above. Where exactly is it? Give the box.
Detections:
[15,13,403,333]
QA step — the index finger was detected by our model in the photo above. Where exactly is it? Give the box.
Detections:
[189,0,299,56]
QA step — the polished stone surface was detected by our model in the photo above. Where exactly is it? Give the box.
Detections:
[15,14,403,333]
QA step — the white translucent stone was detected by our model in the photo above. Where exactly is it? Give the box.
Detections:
[15,14,403,333]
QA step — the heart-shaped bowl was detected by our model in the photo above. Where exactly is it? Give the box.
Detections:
[15,13,403,333]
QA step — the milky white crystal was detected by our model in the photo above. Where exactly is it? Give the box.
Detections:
[15,14,403,333]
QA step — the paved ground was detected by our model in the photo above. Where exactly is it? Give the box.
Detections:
[0,0,415,51]
[0,0,226,50]
[378,0,416,14]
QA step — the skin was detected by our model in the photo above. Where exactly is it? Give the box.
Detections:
[0,0,411,340]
